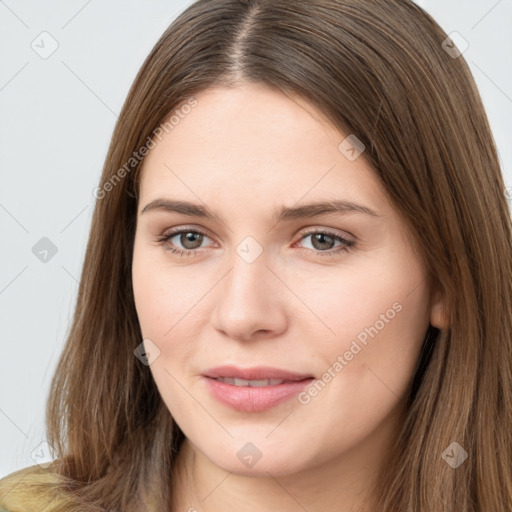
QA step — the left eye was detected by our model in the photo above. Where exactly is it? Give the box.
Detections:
[156,229,355,257]
[297,231,354,253]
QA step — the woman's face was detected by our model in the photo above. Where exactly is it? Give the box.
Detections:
[132,83,444,477]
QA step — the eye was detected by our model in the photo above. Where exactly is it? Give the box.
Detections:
[294,229,356,257]
[155,227,355,258]
[156,228,214,257]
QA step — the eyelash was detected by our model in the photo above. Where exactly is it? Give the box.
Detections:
[155,227,356,258]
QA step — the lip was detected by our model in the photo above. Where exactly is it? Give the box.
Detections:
[203,365,313,381]
[202,365,315,412]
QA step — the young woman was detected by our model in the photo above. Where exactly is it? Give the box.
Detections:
[1,0,511,511]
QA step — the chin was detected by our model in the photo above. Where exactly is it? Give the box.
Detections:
[199,438,314,478]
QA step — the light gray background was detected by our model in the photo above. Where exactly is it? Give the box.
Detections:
[1,0,511,478]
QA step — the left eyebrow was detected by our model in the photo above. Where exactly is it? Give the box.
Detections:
[274,199,380,221]
[139,198,381,222]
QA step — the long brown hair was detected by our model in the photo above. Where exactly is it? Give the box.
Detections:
[1,0,511,510]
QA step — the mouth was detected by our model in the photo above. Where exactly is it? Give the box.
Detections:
[202,365,315,412]
[203,364,313,381]
[212,377,296,387]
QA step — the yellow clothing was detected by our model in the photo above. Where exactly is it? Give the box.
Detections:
[0,463,62,512]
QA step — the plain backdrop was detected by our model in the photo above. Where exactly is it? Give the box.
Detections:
[1,0,511,478]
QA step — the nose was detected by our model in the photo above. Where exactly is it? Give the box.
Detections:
[211,247,288,342]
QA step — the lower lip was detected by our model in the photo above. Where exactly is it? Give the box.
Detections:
[203,377,315,412]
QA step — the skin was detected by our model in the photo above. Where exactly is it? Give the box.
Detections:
[131,83,446,511]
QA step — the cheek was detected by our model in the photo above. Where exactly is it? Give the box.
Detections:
[132,243,208,382]
[132,243,190,337]
[301,255,430,417]
[132,246,199,411]
[132,260,165,337]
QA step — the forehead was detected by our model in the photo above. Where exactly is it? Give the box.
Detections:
[138,84,389,215]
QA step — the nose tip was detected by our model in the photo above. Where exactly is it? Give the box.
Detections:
[211,254,287,342]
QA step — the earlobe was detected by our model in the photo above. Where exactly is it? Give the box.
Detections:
[429,288,449,329]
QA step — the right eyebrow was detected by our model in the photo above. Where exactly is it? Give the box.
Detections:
[140,199,223,221]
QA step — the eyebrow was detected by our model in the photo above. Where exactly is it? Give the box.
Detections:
[140,198,380,222]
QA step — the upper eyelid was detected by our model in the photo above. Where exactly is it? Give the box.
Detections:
[161,226,354,246]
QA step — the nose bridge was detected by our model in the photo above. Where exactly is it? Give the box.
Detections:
[223,239,272,308]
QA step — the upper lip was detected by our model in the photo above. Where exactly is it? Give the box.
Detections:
[203,365,313,381]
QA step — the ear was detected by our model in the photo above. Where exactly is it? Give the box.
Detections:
[429,286,449,329]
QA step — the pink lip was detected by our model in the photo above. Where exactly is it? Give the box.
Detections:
[202,365,315,412]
